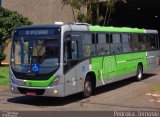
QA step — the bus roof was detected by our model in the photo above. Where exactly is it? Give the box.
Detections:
[88,26,158,34]
[145,29,158,34]
[15,24,158,34]
[15,24,62,30]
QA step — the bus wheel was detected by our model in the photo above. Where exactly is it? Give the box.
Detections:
[83,77,93,98]
[136,65,143,81]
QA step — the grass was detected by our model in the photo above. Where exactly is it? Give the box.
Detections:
[152,85,160,92]
[0,66,9,86]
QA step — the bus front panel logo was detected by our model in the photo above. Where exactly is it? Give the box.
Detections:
[32,64,40,73]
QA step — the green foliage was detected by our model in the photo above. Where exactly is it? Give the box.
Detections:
[62,0,98,23]
[62,0,82,10]
[0,7,32,39]
[0,47,6,62]
[62,0,87,22]
[62,0,126,25]
[0,7,32,64]
[152,85,160,92]
[77,12,91,23]
[98,15,104,26]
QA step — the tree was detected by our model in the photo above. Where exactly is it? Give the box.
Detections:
[103,0,127,26]
[62,0,98,23]
[0,7,32,65]
[62,0,126,26]
[62,0,82,22]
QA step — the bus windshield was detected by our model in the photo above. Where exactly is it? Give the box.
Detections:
[11,37,60,74]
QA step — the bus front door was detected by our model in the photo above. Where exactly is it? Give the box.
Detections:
[64,34,82,96]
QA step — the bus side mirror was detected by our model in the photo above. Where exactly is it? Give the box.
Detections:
[2,35,12,42]
[2,35,12,49]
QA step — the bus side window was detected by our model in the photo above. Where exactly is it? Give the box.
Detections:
[111,34,122,54]
[156,34,159,49]
[96,33,110,55]
[82,33,96,57]
[141,35,146,51]
[122,34,131,53]
[64,40,71,63]
[149,34,157,50]
[131,34,142,52]
[143,35,150,51]
[71,40,78,60]
[64,35,79,63]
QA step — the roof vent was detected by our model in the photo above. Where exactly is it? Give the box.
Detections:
[54,22,64,25]
[75,23,92,26]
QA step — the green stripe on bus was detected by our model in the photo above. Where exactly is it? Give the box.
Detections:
[88,26,145,33]
[91,52,148,81]
[25,76,55,87]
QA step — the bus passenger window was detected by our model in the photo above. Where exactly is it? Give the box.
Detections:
[143,35,150,51]
[82,33,96,57]
[156,35,159,49]
[96,33,110,55]
[149,35,157,50]
[131,34,142,51]
[82,45,91,57]
[122,34,131,53]
[111,34,122,54]
[143,34,157,51]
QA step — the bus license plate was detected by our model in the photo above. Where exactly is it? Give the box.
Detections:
[26,92,36,96]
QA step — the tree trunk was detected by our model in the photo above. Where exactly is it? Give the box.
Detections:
[103,7,109,26]
[97,3,99,25]
[90,4,93,25]
[71,7,76,22]
[107,8,111,26]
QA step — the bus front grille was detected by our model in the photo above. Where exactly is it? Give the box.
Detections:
[18,87,45,95]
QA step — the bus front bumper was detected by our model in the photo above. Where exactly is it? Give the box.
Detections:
[10,83,65,97]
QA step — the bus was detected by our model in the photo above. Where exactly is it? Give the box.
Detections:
[9,23,159,98]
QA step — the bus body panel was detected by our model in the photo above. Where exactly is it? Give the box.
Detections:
[103,56,116,80]
[91,57,103,80]
[145,50,159,72]
[115,54,133,76]
[64,60,90,96]
[132,52,148,71]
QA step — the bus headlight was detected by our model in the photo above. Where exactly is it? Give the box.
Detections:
[53,89,58,95]
[50,75,61,86]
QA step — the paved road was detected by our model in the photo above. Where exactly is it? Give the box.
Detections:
[0,68,160,111]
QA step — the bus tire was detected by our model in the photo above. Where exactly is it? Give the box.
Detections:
[83,76,93,98]
[136,65,143,81]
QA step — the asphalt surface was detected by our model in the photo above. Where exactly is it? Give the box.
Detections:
[0,67,160,111]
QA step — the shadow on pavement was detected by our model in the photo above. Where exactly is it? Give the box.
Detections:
[7,93,83,106]
[7,73,156,106]
[95,73,156,95]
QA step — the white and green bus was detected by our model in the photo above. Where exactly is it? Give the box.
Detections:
[9,23,159,97]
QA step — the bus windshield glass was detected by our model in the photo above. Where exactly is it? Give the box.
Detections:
[11,28,61,74]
